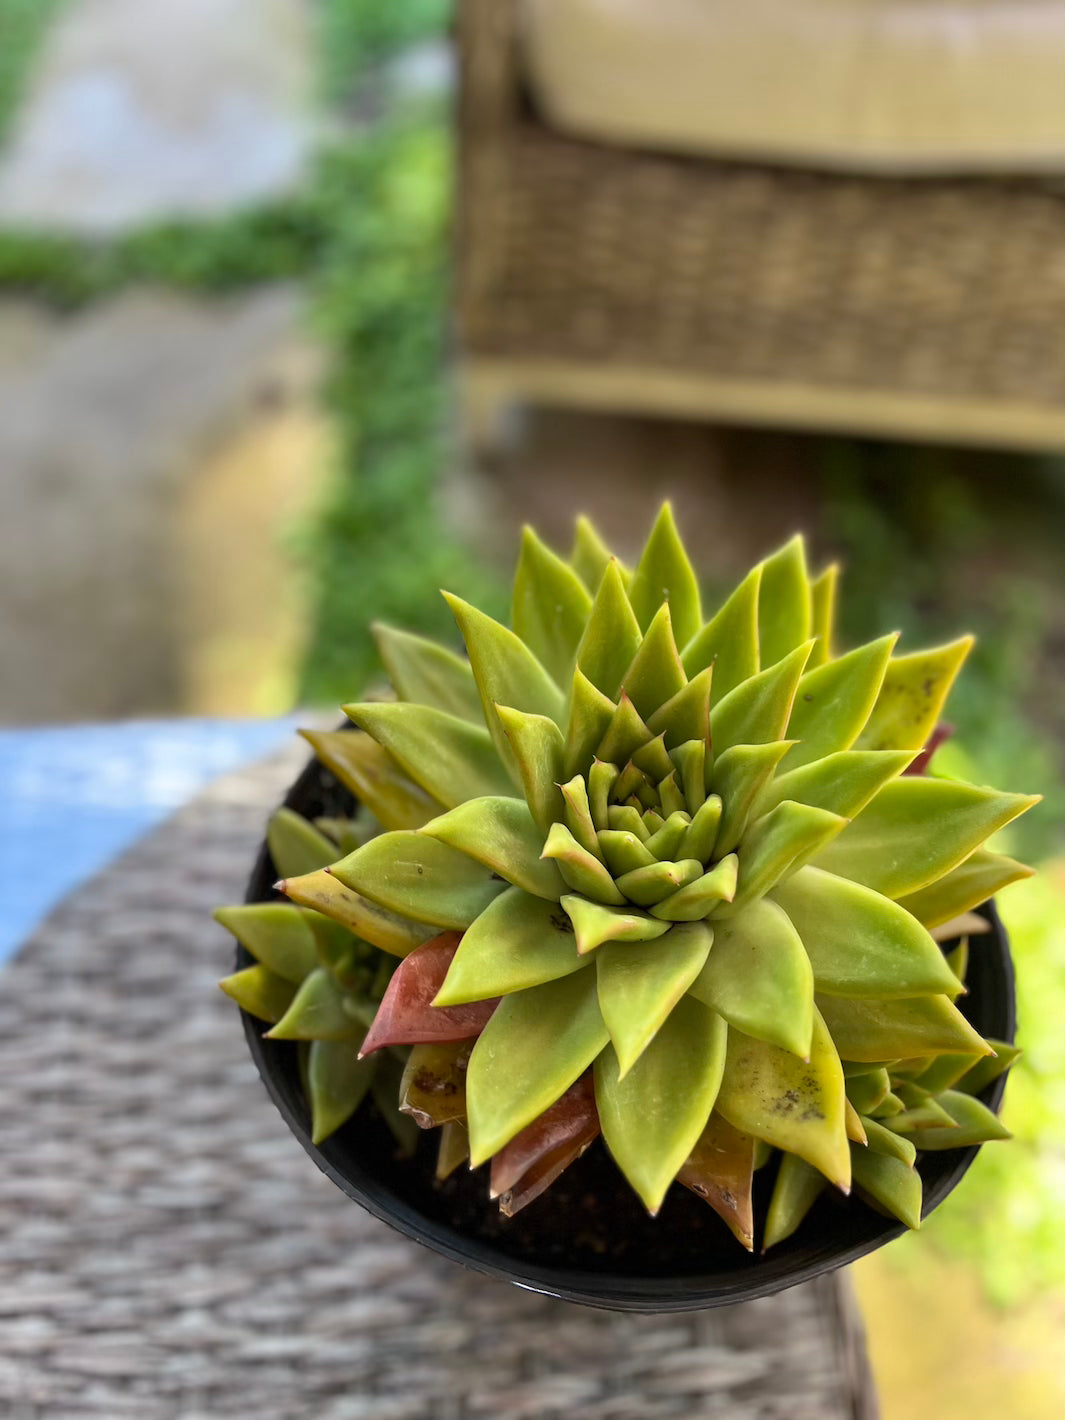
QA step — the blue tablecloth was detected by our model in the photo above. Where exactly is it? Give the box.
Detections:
[0,717,299,965]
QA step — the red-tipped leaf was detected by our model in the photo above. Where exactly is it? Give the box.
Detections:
[490,1073,600,1215]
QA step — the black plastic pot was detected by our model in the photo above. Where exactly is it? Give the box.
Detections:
[237,750,1017,1312]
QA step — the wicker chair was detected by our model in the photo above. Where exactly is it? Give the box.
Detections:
[455,0,1065,453]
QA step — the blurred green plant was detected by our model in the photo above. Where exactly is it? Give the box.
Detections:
[0,0,66,142]
[320,0,451,105]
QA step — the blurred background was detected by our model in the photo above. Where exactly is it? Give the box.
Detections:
[1,1,1064,1415]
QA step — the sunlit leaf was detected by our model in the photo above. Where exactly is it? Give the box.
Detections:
[783,634,897,770]
[709,641,813,757]
[435,888,587,1004]
[649,854,738,921]
[219,964,296,1024]
[575,560,643,699]
[814,779,1040,899]
[857,637,973,752]
[596,921,713,1075]
[215,903,319,985]
[895,849,1034,928]
[816,992,992,1061]
[620,603,687,722]
[772,865,961,999]
[757,535,811,668]
[279,868,434,957]
[422,796,561,900]
[561,893,669,954]
[711,740,794,856]
[689,897,812,1057]
[615,858,703,908]
[757,749,913,820]
[807,562,840,669]
[543,822,627,904]
[595,996,726,1213]
[564,667,616,779]
[647,666,714,752]
[682,565,761,704]
[725,802,845,914]
[467,970,609,1165]
[330,830,505,929]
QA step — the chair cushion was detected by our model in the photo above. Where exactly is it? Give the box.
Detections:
[520,0,1065,174]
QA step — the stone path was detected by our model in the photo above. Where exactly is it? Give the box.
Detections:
[0,0,315,234]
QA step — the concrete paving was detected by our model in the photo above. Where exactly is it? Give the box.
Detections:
[0,286,324,723]
[0,0,315,233]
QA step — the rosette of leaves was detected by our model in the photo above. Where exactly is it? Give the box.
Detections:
[218,806,416,1151]
[236,506,1037,1246]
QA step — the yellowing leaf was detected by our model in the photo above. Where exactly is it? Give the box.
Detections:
[757,749,913,820]
[330,830,505,929]
[716,1009,850,1190]
[513,526,593,684]
[467,970,609,1165]
[772,865,961,999]
[784,633,897,770]
[814,778,1040,899]
[215,903,319,985]
[595,921,713,1075]
[343,703,512,809]
[595,996,726,1213]
[422,796,562,901]
[372,622,483,722]
[857,637,973,752]
[279,869,434,957]
[689,897,813,1057]
[435,888,587,1004]
[627,502,702,648]
[301,729,442,830]
[219,964,296,1024]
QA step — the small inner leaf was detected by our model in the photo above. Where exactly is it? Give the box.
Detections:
[649,854,739,921]
[615,859,703,908]
[564,667,617,780]
[543,822,627,904]
[562,893,670,954]
[620,603,687,721]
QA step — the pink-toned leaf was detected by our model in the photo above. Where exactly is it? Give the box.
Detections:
[360,932,498,1056]
[904,721,954,776]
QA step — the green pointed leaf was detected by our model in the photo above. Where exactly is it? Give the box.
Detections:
[896,849,1034,929]
[492,703,565,835]
[606,803,649,840]
[816,992,993,1061]
[570,514,618,591]
[649,854,738,921]
[632,732,675,784]
[265,807,338,879]
[435,887,586,1005]
[513,526,594,684]
[597,693,653,767]
[679,793,722,863]
[443,592,566,777]
[724,802,846,915]
[647,667,713,752]
[596,922,713,1076]
[219,964,296,1023]
[627,503,702,647]
[589,759,621,827]
[906,1050,981,1095]
[422,796,561,901]
[644,810,692,860]
[763,1153,826,1250]
[543,822,626,904]
[559,775,600,858]
[436,1120,470,1180]
[372,622,483,722]
[717,1009,850,1189]
[575,561,643,699]
[280,868,434,957]
[562,893,669,954]
[851,1147,922,1228]
[955,1041,1022,1097]
[657,771,687,818]
[814,779,1040,899]
[682,566,761,705]
[615,859,703,908]
[858,637,974,752]
[709,641,814,758]
[267,967,360,1042]
[330,830,505,929]
[712,741,794,856]
[689,897,812,1056]
[301,728,442,830]
[619,603,687,722]
[308,1039,377,1144]
[670,739,707,812]
[757,535,811,668]
[902,1090,1012,1149]
[808,563,840,669]
[771,865,961,999]
[784,634,897,770]
[467,971,609,1165]
[343,703,512,809]
[863,1116,917,1165]
[216,903,319,985]
[564,667,616,779]
[595,995,726,1213]
[758,749,914,820]
[597,828,655,877]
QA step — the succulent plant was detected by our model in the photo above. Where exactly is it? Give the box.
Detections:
[220,505,1036,1249]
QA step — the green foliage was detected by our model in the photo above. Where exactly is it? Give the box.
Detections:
[0,0,66,141]
[319,0,451,104]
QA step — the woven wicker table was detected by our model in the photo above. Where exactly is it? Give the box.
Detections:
[0,745,878,1419]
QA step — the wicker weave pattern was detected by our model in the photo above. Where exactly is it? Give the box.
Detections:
[457,0,1065,418]
[0,748,878,1419]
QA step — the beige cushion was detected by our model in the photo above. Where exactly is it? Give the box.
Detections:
[521,0,1065,174]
